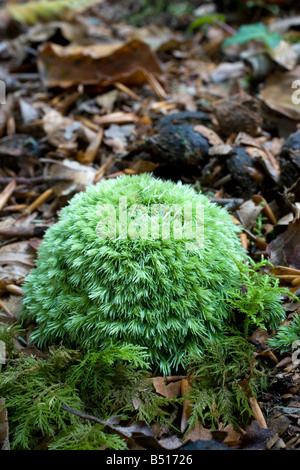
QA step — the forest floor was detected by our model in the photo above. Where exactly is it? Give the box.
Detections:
[0,0,300,451]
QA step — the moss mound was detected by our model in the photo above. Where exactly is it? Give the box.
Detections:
[21,174,285,373]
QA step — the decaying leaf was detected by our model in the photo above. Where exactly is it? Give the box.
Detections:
[260,67,300,120]
[152,377,181,399]
[267,219,300,270]
[0,240,36,282]
[48,159,97,197]
[37,40,163,88]
[239,421,275,450]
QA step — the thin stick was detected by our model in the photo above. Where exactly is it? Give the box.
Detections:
[0,225,48,239]
[114,81,142,102]
[61,404,108,426]
[5,284,23,296]
[249,397,268,429]
[0,180,16,211]
[22,188,53,215]
[0,176,72,186]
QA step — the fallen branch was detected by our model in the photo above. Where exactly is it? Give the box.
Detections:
[0,225,48,239]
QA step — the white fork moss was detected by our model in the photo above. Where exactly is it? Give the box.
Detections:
[20,174,286,374]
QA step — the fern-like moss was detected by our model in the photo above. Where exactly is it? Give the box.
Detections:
[0,344,152,449]
[48,422,127,450]
[268,314,300,352]
[186,336,264,429]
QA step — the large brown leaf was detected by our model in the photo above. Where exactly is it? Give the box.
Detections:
[37,39,163,88]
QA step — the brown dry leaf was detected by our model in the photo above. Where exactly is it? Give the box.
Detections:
[77,129,103,163]
[131,160,158,174]
[240,421,274,450]
[183,420,212,443]
[221,424,241,448]
[152,377,181,399]
[193,124,224,146]
[93,112,137,126]
[48,159,97,197]
[260,67,300,120]
[271,266,300,277]
[268,40,298,71]
[236,199,263,230]
[252,194,277,225]
[42,108,100,156]
[42,109,80,148]
[152,376,167,396]
[0,240,36,282]
[267,219,300,270]
[0,181,16,212]
[38,39,163,88]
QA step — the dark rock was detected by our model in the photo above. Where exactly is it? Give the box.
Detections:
[225,146,260,198]
[279,130,300,187]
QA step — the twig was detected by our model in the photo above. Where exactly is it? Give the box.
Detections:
[22,188,54,216]
[61,404,108,426]
[0,180,16,211]
[5,284,23,296]
[61,404,130,440]
[0,226,48,239]
[0,176,72,186]
[209,197,244,211]
[249,397,268,429]
[213,174,232,188]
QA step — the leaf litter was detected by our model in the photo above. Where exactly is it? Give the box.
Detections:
[0,0,300,451]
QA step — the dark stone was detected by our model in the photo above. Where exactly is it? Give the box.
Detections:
[279,130,300,188]
[225,146,260,198]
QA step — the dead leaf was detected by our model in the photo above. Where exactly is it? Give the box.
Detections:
[194,124,224,146]
[210,61,246,83]
[0,241,36,282]
[268,40,298,71]
[77,129,103,163]
[240,421,274,450]
[48,159,97,197]
[183,421,212,443]
[260,67,300,120]
[37,39,163,88]
[221,424,241,447]
[152,377,181,399]
[236,199,263,230]
[103,124,135,155]
[267,219,300,270]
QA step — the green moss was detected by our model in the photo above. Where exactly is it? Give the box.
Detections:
[268,314,300,352]
[0,344,151,449]
[20,174,289,374]
[186,336,264,429]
